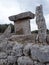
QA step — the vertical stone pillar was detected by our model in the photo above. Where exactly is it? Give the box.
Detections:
[9,11,35,35]
[36,5,47,43]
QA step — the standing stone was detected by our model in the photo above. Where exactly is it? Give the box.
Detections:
[36,5,47,43]
[0,25,11,41]
[9,11,35,35]
[3,25,11,37]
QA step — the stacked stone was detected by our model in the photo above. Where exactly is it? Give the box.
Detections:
[36,5,47,44]
[0,37,49,65]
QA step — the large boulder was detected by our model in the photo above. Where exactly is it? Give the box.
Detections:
[31,45,49,63]
[17,56,33,65]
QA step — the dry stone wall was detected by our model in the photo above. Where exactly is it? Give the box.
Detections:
[0,40,49,65]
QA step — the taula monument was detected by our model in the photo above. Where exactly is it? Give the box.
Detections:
[9,12,35,35]
[9,5,47,44]
[0,5,49,65]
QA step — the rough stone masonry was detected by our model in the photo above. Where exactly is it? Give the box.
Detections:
[9,11,35,35]
[36,5,47,44]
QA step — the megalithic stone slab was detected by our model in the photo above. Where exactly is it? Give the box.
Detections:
[36,5,47,44]
[9,11,35,21]
[9,11,35,35]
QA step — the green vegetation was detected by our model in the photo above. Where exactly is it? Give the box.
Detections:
[0,24,14,33]
[31,30,38,34]
[0,24,49,34]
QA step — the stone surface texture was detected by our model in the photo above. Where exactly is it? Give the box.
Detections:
[36,5,47,43]
[0,38,48,65]
[17,56,33,65]
[9,34,36,43]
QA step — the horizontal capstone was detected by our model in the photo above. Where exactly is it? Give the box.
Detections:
[9,11,35,21]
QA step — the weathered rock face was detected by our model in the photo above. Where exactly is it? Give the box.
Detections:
[36,5,47,44]
[7,55,16,65]
[31,45,49,63]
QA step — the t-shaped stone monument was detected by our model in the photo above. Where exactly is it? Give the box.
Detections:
[36,5,47,43]
[9,11,35,35]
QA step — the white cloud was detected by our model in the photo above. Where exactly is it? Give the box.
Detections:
[30,19,38,31]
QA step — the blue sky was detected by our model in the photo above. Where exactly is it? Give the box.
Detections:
[0,0,49,31]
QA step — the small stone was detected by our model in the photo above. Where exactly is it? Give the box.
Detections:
[7,56,16,64]
[0,59,7,65]
[0,52,7,59]
[17,56,33,65]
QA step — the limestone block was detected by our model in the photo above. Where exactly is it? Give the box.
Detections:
[0,59,7,65]
[31,45,49,63]
[7,56,16,64]
[9,11,35,21]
